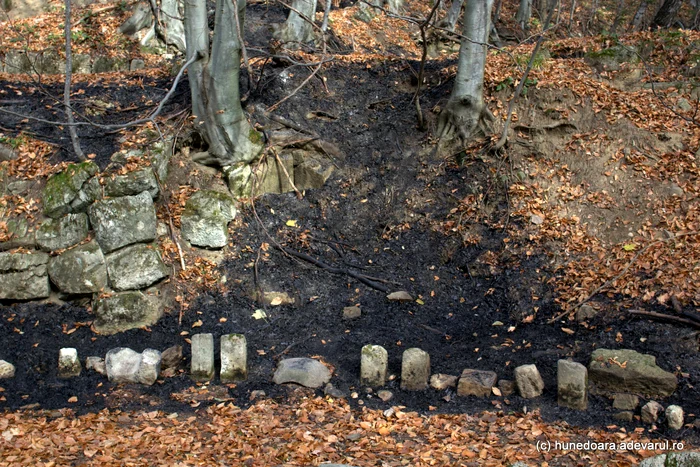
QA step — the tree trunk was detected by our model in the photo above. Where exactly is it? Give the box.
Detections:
[158,0,187,53]
[385,0,403,14]
[630,0,648,30]
[64,0,84,160]
[515,0,532,29]
[444,0,464,31]
[437,0,495,143]
[652,0,683,28]
[273,0,318,45]
[184,0,263,166]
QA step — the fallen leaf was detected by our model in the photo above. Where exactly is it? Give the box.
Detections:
[252,309,267,320]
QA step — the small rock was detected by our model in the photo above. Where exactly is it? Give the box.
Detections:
[250,390,266,400]
[220,334,247,383]
[668,183,684,197]
[457,369,498,397]
[343,306,361,320]
[105,243,169,291]
[259,291,294,306]
[346,432,362,441]
[678,98,693,111]
[161,345,183,370]
[575,304,598,322]
[557,360,587,410]
[387,291,413,302]
[324,383,346,398]
[613,411,635,422]
[106,348,141,384]
[377,390,393,402]
[180,190,237,249]
[401,348,430,391]
[156,222,169,238]
[666,405,684,430]
[58,348,81,378]
[191,333,215,382]
[85,357,106,375]
[515,364,545,399]
[137,349,162,385]
[497,379,515,396]
[273,358,331,388]
[103,168,159,199]
[430,373,458,390]
[0,360,16,379]
[613,394,639,411]
[641,400,664,424]
[530,214,544,225]
[360,345,388,387]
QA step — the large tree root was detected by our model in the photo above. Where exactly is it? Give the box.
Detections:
[436,95,494,145]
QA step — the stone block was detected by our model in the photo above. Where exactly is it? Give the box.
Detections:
[360,345,387,387]
[137,349,162,385]
[58,348,81,378]
[273,358,331,388]
[666,405,684,430]
[641,400,664,424]
[589,348,677,397]
[557,360,587,410]
[105,243,169,291]
[401,348,430,391]
[457,369,497,397]
[48,240,108,294]
[0,251,50,300]
[515,364,545,399]
[221,334,247,382]
[191,333,215,382]
[35,213,89,252]
[89,192,157,253]
[613,393,639,411]
[93,291,162,335]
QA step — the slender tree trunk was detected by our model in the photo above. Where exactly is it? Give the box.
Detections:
[64,0,84,160]
[444,0,464,31]
[385,0,403,13]
[437,0,495,143]
[321,0,332,32]
[516,0,532,29]
[630,0,649,30]
[184,0,263,166]
[273,0,318,45]
[159,0,186,52]
[652,0,683,28]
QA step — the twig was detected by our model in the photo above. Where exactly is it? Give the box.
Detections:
[627,309,700,330]
[548,231,699,324]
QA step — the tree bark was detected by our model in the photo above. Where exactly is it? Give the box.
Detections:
[64,0,84,160]
[273,0,318,45]
[443,0,464,31]
[630,0,649,30]
[515,0,532,29]
[158,0,187,53]
[437,0,495,143]
[652,0,683,28]
[184,0,263,166]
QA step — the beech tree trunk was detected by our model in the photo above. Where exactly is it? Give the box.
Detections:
[273,0,318,45]
[443,0,464,31]
[184,0,263,166]
[630,0,649,30]
[157,0,187,52]
[515,0,532,29]
[437,0,495,143]
[652,0,683,28]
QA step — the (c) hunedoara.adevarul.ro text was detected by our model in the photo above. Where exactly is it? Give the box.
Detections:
[536,439,685,453]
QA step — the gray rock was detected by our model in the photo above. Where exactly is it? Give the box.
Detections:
[401,348,430,391]
[85,357,106,375]
[360,345,388,387]
[576,304,598,322]
[678,98,693,112]
[343,306,361,320]
[557,360,587,410]
[0,360,15,379]
[0,144,16,161]
[42,161,98,218]
[104,168,159,199]
[7,218,27,238]
[72,54,92,74]
[294,153,335,191]
[70,177,103,213]
[130,59,146,71]
[92,56,126,73]
[181,190,237,249]
[258,291,295,306]
[161,345,182,370]
[498,379,515,396]
[106,348,141,383]
[137,349,162,385]
[515,364,545,399]
[613,411,634,422]
[149,139,172,182]
[457,369,498,397]
[387,291,413,302]
[89,192,157,253]
[639,452,700,467]
[35,213,89,252]
[0,251,50,300]
[58,348,81,378]
[589,349,677,397]
[324,383,346,398]
[220,334,247,382]
[377,390,393,402]
[105,243,169,291]
[191,333,215,382]
[666,405,684,430]
[273,358,331,388]
[93,291,162,335]
[641,400,664,424]
[48,240,108,294]
[224,164,253,198]
[430,373,458,390]
[6,180,28,194]
[613,394,639,411]
[119,2,153,35]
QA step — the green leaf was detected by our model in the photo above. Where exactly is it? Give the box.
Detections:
[623,243,637,251]
[286,220,297,227]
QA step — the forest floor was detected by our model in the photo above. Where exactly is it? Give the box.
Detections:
[0,0,699,465]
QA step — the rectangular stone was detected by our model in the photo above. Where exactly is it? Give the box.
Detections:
[401,348,430,390]
[457,369,497,397]
[360,345,388,387]
[558,359,588,410]
[221,334,247,383]
[191,333,215,382]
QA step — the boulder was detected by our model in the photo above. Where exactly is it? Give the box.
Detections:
[181,190,237,249]
[70,177,103,213]
[360,345,388,387]
[42,161,98,218]
[589,349,677,397]
[273,358,331,388]
[557,360,587,410]
[514,364,545,399]
[666,405,684,430]
[137,349,162,385]
[48,240,108,294]
[89,192,157,253]
[191,333,215,382]
[105,243,169,291]
[400,348,430,391]
[0,360,16,379]
[106,348,141,384]
[613,394,639,411]
[457,369,497,397]
[104,168,159,199]
[0,251,50,300]
[35,213,89,251]
[58,348,81,378]
[220,334,247,382]
[92,291,162,335]
[640,452,700,467]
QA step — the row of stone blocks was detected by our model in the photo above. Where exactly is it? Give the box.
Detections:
[0,51,147,75]
[361,345,588,410]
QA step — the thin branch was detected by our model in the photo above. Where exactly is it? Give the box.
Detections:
[64,0,85,160]
[627,309,700,329]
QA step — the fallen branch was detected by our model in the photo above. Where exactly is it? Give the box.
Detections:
[627,309,700,330]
